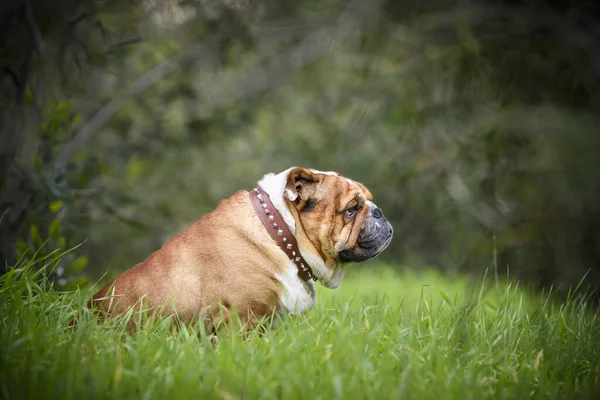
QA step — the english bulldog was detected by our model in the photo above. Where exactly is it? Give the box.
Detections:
[88,167,393,334]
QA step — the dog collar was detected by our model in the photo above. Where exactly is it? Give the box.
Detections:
[249,187,316,282]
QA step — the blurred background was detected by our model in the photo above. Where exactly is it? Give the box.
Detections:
[1,0,600,298]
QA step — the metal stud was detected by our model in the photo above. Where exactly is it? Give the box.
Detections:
[265,209,270,214]
[283,237,287,242]
[253,188,259,193]
[273,223,278,228]
[257,194,263,202]
[277,229,283,236]
[262,203,267,208]
[287,244,293,250]
[268,215,274,221]
[295,257,301,262]
[292,251,296,256]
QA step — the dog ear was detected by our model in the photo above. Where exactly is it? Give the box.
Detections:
[284,167,318,202]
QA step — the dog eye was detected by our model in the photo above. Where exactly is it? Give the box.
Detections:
[344,206,358,218]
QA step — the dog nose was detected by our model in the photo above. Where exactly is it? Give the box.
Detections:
[372,207,383,219]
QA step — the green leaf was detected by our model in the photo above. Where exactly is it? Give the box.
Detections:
[48,218,61,239]
[16,241,29,257]
[49,200,64,213]
[67,277,89,289]
[30,224,41,247]
[127,156,145,179]
[71,112,82,128]
[68,256,89,273]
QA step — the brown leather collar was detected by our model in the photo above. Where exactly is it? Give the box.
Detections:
[249,186,316,282]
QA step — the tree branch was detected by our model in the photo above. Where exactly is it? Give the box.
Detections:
[24,0,44,55]
[52,36,223,176]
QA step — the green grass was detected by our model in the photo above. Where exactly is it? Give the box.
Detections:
[1,251,600,400]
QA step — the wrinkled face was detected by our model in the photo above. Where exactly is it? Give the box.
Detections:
[284,168,393,271]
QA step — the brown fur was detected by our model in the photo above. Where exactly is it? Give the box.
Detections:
[89,190,288,334]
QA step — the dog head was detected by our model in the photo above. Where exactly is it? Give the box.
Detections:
[259,167,393,288]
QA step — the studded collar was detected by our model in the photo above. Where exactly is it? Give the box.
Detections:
[249,187,316,282]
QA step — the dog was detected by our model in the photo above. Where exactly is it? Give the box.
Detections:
[88,167,393,334]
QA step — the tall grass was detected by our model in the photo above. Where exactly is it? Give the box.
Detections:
[1,250,599,399]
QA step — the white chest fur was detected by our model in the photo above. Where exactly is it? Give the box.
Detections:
[276,261,316,315]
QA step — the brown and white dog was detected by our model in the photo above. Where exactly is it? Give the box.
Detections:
[88,167,393,334]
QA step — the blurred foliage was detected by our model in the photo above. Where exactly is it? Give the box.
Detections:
[0,0,144,287]
[2,0,600,297]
